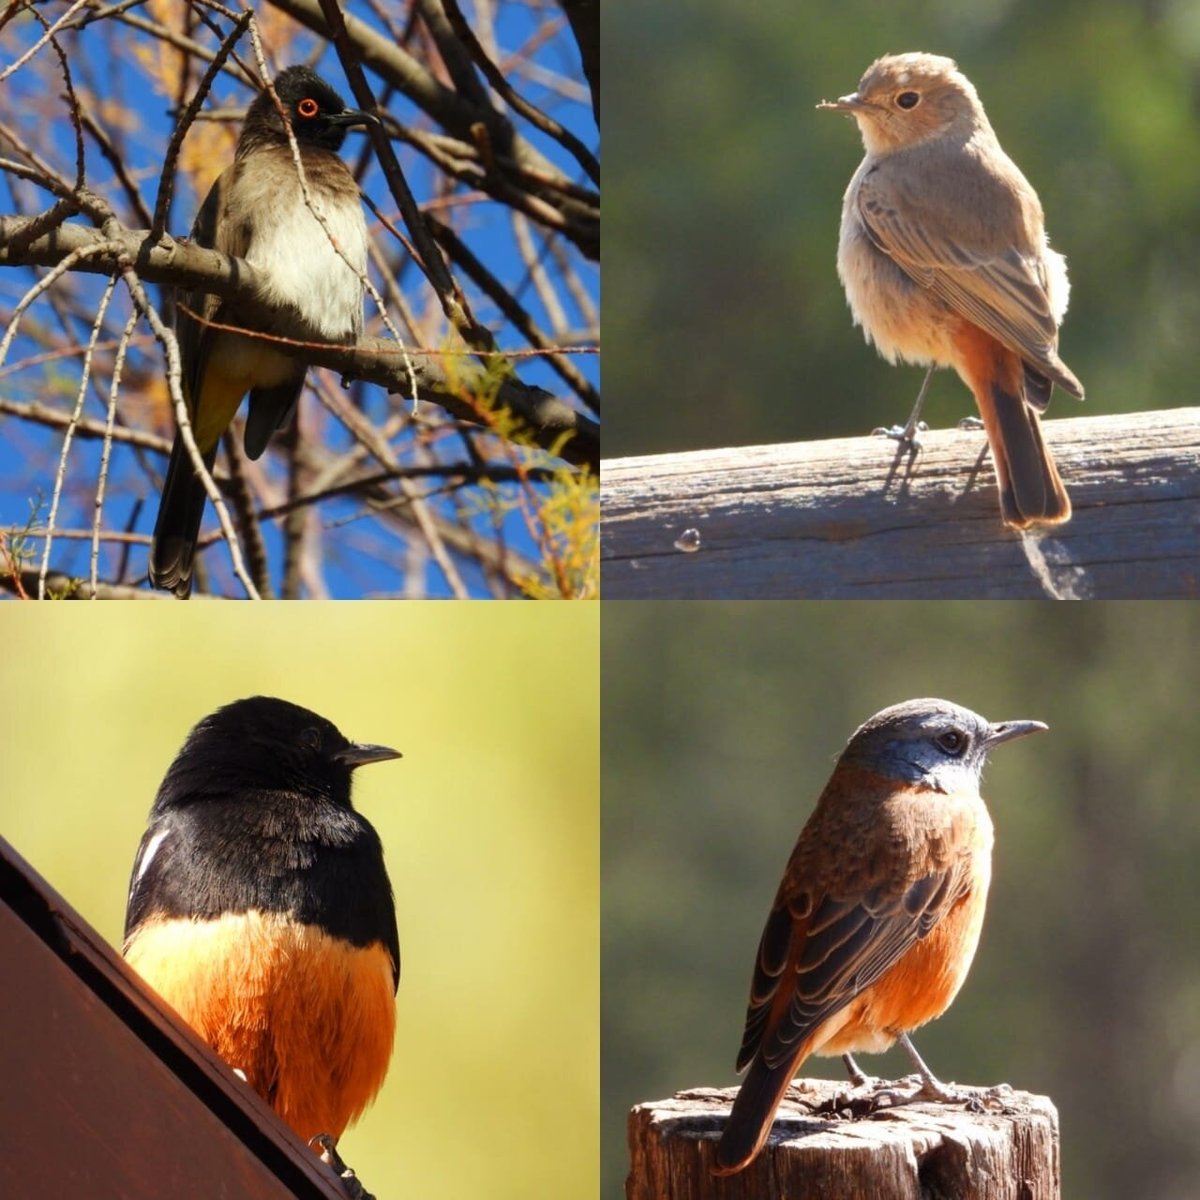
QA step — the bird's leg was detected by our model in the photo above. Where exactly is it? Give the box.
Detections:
[311,1134,375,1200]
[810,1054,886,1115]
[847,1034,963,1109]
[842,1052,876,1088]
[888,1033,1012,1110]
[873,365,934,450]
[897,1032,959,1101]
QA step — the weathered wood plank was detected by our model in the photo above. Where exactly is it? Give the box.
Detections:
[602,408,1200,598]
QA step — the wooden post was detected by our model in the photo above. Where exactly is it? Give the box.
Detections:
[602,407,1200,599]
[627,1080,1060,1200]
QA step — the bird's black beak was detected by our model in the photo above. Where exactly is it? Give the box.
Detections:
[334,741,402,768]
[816,93,866,114]
[327,109,380,130]
[984,719,1047,748]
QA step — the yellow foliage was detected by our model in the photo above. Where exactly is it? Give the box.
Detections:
[516,467,599,600]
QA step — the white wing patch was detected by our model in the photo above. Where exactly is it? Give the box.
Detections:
[132,826,171,891]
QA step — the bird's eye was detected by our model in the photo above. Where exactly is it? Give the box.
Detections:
[936,730,966,755]
[297,97,320,119]
[896,91,920,110]
[300,726,322,750]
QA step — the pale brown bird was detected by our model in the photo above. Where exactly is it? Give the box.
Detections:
[818,53,1083,529]
[713,698,1047,1175]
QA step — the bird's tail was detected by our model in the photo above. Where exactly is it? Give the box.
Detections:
[987,393,1071,529]
[958,328,1071,528]
[149,435,213,597]
[712,1053,804,1176]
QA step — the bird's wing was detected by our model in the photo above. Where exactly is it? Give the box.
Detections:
[384,905,401,993]
[176,169,246,417]
[855,152,1078,394]
[735,857,974,1073]
[123,813,180,945]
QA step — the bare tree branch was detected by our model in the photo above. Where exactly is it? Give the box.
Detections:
[0,215,597,467]
[265,0,598,257]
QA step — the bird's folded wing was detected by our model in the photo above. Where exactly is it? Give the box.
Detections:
[855,165,1065,375]
[177,170,245,417]
[735,861,971,1073]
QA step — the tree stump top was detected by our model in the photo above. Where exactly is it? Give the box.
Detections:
[627,1080,1060,1200]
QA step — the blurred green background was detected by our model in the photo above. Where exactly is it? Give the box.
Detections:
[606,0,1200,458]
[0,602,598,1200]
[603,602,1200,1199]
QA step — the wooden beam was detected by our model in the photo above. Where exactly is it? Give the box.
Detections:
[602,408,1200,598]
[0,836,348,1199]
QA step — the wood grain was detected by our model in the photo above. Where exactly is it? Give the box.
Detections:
[0,836,346,1199]
[603,408,1200,598]
[627,1080,1060,1200]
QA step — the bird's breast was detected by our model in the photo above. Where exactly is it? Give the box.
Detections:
[124,910,396,1140]
[812,868,992,1059]
[836,161,963,369]
[836,219,960,369]
[228,156,368,343]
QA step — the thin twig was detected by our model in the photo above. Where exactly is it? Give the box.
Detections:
[116,255,261,598]
[439,0,598,183]
[512,209,567,336]
[427,213,598,411]
[0,396,170,452]
[41,273,118,599]
[91,310,138,596]
[150,10,252,239]
[0,240,123,370]
[316,0,494,351]
[0,0,92,86]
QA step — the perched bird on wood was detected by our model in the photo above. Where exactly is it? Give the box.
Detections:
[150,66,376,596]
[713,697,1046,1175]
[819,53,1082,529]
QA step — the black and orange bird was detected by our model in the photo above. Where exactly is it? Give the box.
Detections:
[713,698,1046,1176]
[149,66,376,596]
[123,696,401,1146]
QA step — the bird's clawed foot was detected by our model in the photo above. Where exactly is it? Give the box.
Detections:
[816,1036,1016,1119]
[956,415,984,431]
[908,1077,1014,1113]
[873,365,935,454]
[814,1073,898,1117]
[842,1052,877,1089]
[824,1075,1012,1116]
[872,420,928,454]
[310,1134,375,1200]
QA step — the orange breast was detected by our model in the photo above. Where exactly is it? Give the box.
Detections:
[812,880,990,1057]
[125,910,396,1141]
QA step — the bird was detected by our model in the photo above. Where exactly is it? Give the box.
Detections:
[818,53,1083,529]
[150,65,377,596]
[712,697,1046,1176]
[122,696,401,1145]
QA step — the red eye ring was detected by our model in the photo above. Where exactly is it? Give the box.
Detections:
[297,97,319,119]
